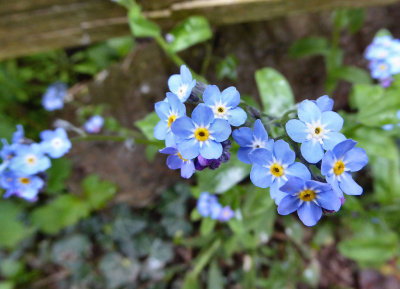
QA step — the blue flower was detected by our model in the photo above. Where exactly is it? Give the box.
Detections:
[9,144,51,175]
[382,124,394,131]
[277,177,341,226]
[321,139,369,197]
[168,65,196,103]
[12,125,24,144]
[159,147,195,179]
[369,60,392,80]
[388,54,400,75]
[1,125,25,162]
[232,119,274,164]
[365,36,393,61]
[171,104,231,160]
[1,171,44,202]
[203,85,247,126]
[218,206,235,222]
[313,95,334,112]
[249,139,311,204]
[154,93,186,147]
[42,82,67,111]
[197,192,219,217]
[286,99,346,163]
[40,128,72,158]
[84,115,104,134]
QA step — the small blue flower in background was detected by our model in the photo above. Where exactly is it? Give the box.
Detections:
[42,82,68,111]
[369,60,392,80]
[171,104,231,160]
[232,119,274,164]
[1,172,44,202]
[40,128,72,159]
[203,85,247,126]
[9,144,51,175]
[154,93,186,147]
[84,115,104,134]
[286,99,346,163]
[249,139,311,204]
[313,95,334,112]
[382,124,394,131]
[159,147,195,179]
[12,125,24,144]
[321,139,369,197]
[277,177,341,226]
[218,206,235,222]
[168,65,196,103]
[197,192,235,222]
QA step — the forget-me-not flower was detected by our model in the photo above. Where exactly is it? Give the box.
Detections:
[40,128,72,159]
[286,99,346,163]
[232,119,274,164]
[159,147,195,179]
[1,171,44,202]
[249,139,311,204]
[9,144,51,175]
[84,115,104,134]
[217,206,235,222]
[42,82,67,111]
[168,65,196,103]
[154,93,186,147]
[203,85,247,126]
[313,95,334,112]
[321,139,369,197]
[171,104,231,160]
[277,177,341,226]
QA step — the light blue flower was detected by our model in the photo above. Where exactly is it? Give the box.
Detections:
[171,104,231,160]
[382,124,394,131]
[0,125,25,162]
[369,60,392,80]
[12,125,24,144]
[249,139,311,204]
[203,85,247,126]
[42,82,67,111]
[365,35,393,61]
[197,192,219,217]
[1,171,44,202]
[277,177,341,226]
[159,147,195,179]
[388,54,400,75]
[9,144,51,175]
[321,139,368,197]
[84,115,104,134]
[40,128,72,158]
[218,206,235,222]
[313,95,334,112]
[286,99,346,163]
[154,93,186,147]
[232,119,274,164]
[168,65,196,103]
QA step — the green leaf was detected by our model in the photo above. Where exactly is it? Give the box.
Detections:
[370,155,400,204]
[135,112,158,141]
[375,28,392,38]
[31,195,90,234]
[182,273,201,289]
[128,8,160,38]
[82,174,117,210]
[289,37,330,58]
[208,261,223,289]
[169,16,212,52]
[255,68,294,116]
[333,66,371,85]
[333,9,365,34]
[0,202,30,248]
[216,54,238,81]
[338,232,398,266]
[0,282,14,289]
[46,158,72,194]
[200,218,216,236]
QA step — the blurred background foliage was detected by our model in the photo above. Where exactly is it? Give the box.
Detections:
[0,1,400,289]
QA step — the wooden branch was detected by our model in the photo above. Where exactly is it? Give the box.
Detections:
[1,0,399,60]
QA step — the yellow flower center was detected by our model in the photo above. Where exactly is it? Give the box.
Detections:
[27,156,36,164]
[177,152,188,162]
[217,107,225,113]
[379,64,387,71]
[314,127,321,135]
[299,189,316,202]
[270,163,284,177]
[194,128,210,142]
[168,115,177,128]
[19,177,31,185]
[333,160,345,176]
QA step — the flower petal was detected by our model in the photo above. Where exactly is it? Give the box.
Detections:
[209,119,231,142]
[200,141,223,159]
[203,85,221,105]
[166,93,186,116]
[315,95,333,112]
[270,181,289,205]
[285,119,308,143]
[273,140,295,165]
[177,138,200,159]
[180,65,193,83]
[191,104,214,126]
[253,119,269,141]
[155,101,170,119]
[322,132,347,151]
[321,111,343,131]
[332,139,357,159]
[285,162,311,180]
[343,147,369,172]
[277,195,300,215]
[159,147,177,155]
[221,86,240,107]
[317,189,341,211]
[165,131,177,147]
[167,155,183,169]
[232,127,253,146]
[181,161,195,179]
[168,75,182,93]
[321,150,335,176]
[248,148,273,166]
[154,121,168,140]
[339,172,363,195]
[228,107,247,126]
[297,202,322,226]
[237,147,253,164]
[171,117,195,139]
[301,140,324,164]
[250,164,273,188]
[298,100,321,123]
[279,177,305,194]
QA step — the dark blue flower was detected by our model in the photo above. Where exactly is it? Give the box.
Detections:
[321,139,369,197]
[286,99,346,163]
[168,65,196,102]
[203,85,247,126]
[159,147,195,179]
[40,128,71,159]
[249,139,311,204]
[232,119,274,164]
[154,93,186,147]
[277,177,341,226]
[171,104,231,160]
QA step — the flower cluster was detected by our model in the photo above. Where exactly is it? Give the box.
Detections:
[0,126,71,201]
[42,82,68,111]
[197,192,235,222]
[365,35,400,87]
[155,65,247,179]
[235,96,369,226]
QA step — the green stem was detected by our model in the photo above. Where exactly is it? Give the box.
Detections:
[71,134,155,145]
[192,238,221,276]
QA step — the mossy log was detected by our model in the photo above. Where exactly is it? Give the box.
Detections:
[1,0,399,60]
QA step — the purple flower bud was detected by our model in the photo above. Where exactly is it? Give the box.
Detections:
[380,77,393,88]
